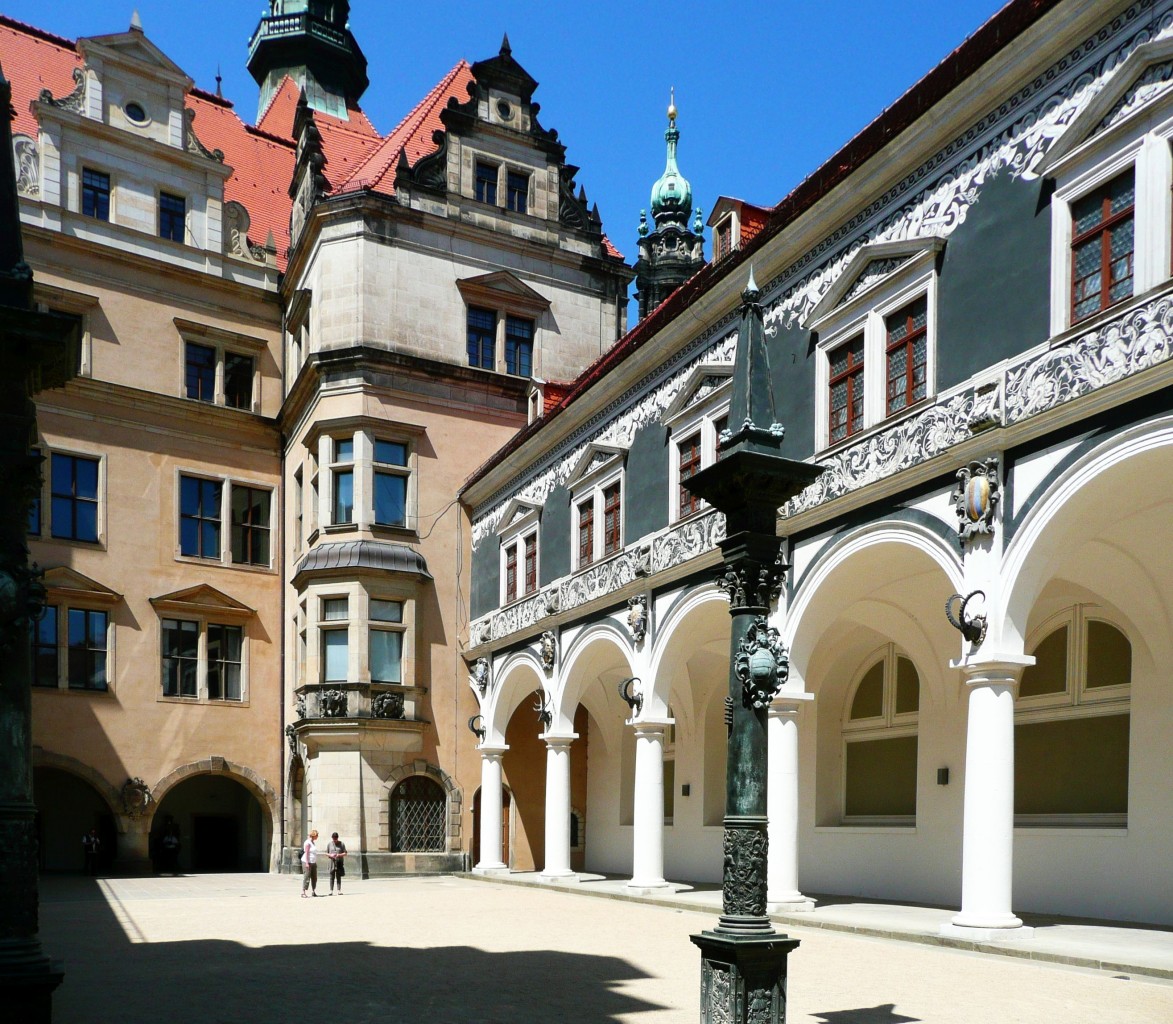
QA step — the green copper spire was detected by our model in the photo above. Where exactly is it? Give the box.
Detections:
[650,88,693,228]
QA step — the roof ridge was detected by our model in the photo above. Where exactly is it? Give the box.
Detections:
[338,59,471,193]
[255,73,296,132]
[190,85,233,109]
[0,13,77,52]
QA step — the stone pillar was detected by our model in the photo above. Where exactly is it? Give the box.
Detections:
[628,721,670,891]
[474,745,508,873]
[767,693,814,912]
[946,655,1034,935]
[540,733,576,880]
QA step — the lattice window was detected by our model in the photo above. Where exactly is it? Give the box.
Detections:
[390,776,446,852]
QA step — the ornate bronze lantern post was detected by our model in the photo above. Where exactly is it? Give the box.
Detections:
[0,60,80,1022]
[684,269,824,1023]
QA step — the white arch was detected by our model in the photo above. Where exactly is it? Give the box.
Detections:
[483,649,546,745]
[646,585,729,730]
[1001,416,1173,652]
[556,621,635,732]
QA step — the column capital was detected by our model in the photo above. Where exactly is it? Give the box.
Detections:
[769,688,813,713]
[477,744,509,760]
[541,732,578,749]
[630,718,672,737]
[952,652,1035,689]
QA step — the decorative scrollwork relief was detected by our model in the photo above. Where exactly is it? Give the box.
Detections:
[953,457,1000,544]
[471,657,490,696]
[39,66,86,112]
[539,630,557,671]
[13,136,38,197]
[120,777,153,817]
[716,558,785,612]
[722,825,768,918]
[735,617,790,710]
[626,595,647,643]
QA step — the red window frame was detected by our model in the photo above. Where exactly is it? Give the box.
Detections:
[505,544,517,603]
[828,336,865,445]
[603,483,621,556]
[677,433,702,518]
[884,298,928,416]
[1071,171,1135,324]
[577,499,594,567]
[523,534,537,596]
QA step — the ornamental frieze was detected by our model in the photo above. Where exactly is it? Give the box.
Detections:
[1005,292,1173,423]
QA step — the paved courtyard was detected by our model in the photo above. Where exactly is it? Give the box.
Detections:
[40,873,1173,1023]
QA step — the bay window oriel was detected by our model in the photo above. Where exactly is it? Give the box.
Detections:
[309,425,417,535]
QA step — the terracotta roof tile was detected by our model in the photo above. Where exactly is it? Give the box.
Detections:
[0,15,84,138]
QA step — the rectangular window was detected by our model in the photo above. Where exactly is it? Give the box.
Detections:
[322,629,348,682]
[467,306,496,369]
[180,475,223,559]
[1071,170,1135,323]
[370,629,402,684]
[828,336,865,444]
[374,440,408,528]
[50,453,99,542]
[885,297,928,415]
[67,608,107,691]
[523,534,537,596]
[677,433,702,518]
[223,353,254,410]
[577,499,594,567]
[207,624,243,700]
[81,168,110,221]
[475,162,498,204]
[603,483,622,556]
[162,618,199,697]
[32,606,58,688]
[322,597,349,620]
[505,315,533,377]
[505,544,518,603]
[333,438,354,524]
[507,171,529,214]
[159,192,185,242]
[231,486,270,566]
[185,342,216,402]
[715,219,733,260]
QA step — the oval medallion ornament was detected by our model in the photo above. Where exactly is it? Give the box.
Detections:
[953,457,1000,546]
[965,474,990,523]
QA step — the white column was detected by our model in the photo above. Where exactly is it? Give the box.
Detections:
[946,655,1034,935]
[767,692,815,911]
[473,745,508,874]
[540,733,577,880]
[628,722,670,890]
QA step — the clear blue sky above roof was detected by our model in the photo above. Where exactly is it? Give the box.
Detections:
[6,1,1006,266]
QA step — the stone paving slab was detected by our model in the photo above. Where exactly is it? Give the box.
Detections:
[38,873,1173,1024]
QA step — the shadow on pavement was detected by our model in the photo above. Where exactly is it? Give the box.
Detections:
[810,1005,920,1024]
[40,877,668,1024]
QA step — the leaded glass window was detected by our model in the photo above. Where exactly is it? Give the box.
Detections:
[828,336,864,444]
[1071,171,1134,323]
[885,297,928,415]
[390,776,446,852]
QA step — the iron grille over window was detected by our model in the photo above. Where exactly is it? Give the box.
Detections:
[390,776,446,852]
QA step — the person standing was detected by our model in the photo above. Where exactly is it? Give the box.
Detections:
[326,832,347,894]
[161,828,180,874]
[82,828,100,875]
[301,829,319,897]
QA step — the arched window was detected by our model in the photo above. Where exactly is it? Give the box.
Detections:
[390,776,446,852]
[1015,606,1130,825]
[842,645,920,823]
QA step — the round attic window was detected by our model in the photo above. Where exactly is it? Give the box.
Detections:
[496,99,512,120]
[124,101,148,124]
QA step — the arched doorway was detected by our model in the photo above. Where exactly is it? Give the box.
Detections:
[472,786,512,867]
[33,766,116,872]
[152,774,269,872]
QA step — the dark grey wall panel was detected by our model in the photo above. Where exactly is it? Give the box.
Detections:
[771,325,817,461]
[625,421,669,541]
[937,169,1050,388]
[541,481,571,584]
[471,534,500,619]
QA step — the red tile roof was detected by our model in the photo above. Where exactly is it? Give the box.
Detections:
[461,0,1068,495]
[0,16,84,138]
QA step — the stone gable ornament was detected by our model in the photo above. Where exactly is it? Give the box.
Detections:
[372,692,405,720]
[953,457,1000,546]
[320,688,348,718]
[285,723,297,754]
[627,595,647,644]
[471,658,490,695]
[734,616,789,710]
[120,777,153,817]
[539,630,557,671]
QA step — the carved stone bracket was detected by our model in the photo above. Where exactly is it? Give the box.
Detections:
[734,616,789,710]
[626,595,647,643]
[295,693,306,720]
[471,657,490,695]
[285,723,297,754]
[539,630,556,671]
[953,457,1000,545]
[13,136,38,198]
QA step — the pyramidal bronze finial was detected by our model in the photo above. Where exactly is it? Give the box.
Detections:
[500,32,512,57]
[724,265,783,456]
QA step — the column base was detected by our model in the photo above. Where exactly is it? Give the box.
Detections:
[0,958,65,1024]
[538,870,578,884]
[942,912,1033,942]
[625,878,670,894]
[471,864,510,876]
[768,894,815,914]
[691,929,800,1024]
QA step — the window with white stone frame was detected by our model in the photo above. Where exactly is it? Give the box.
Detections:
[566,444,626,571]
[1038,36,1173,337]
[159,617,248,703]
[805,238,942,452]
[661,362,732,522]
[1014,606,1130,827]
[175,320,264,413]
[497,499,540,605]
[841,645,920,824]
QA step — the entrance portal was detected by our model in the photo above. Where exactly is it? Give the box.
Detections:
[33,766,115,872]
[152,773,268,872]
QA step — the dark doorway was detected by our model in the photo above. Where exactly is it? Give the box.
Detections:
[151,773,268,872]
[193,815,240,872]
[33,766,116,872]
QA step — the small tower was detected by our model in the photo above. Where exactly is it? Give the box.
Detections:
[634,91,705,320]
[247,1,369,120]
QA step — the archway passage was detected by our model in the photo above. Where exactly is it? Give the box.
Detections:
[472,786,512,867]
[152,774,269,872]
[34,766,115,872]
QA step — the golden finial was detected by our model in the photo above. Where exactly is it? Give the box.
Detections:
[667,86,677,125]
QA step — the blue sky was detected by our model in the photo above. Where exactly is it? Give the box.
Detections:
[6,1,1006,266]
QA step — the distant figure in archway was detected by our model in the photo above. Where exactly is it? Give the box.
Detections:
[81,828,100,875]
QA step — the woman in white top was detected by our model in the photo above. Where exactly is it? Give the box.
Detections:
[301,829,319,897]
